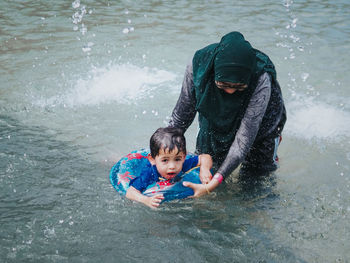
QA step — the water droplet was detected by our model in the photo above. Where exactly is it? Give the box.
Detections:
[80,25,87,35]
[72,0,80,9]
[122,28,129,34]
[301,73,309,82]
[82,46,91,52]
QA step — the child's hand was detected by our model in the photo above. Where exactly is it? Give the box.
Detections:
[198,154,213,184]
[126,187,164,209]
[145,194,164,208]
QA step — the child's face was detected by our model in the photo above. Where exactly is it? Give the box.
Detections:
[149,147,186,179]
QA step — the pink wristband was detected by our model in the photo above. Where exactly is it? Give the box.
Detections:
[213,173,223,184]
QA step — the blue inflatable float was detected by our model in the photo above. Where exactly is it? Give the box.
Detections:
[109,149,202,202]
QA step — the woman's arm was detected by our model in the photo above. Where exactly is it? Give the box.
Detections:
[126,186,164,209]
[217,72,272,178]
[169,61,197,131]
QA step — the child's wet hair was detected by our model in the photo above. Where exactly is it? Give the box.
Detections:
[150,127,186,158]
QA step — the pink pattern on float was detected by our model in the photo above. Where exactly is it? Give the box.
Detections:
[158,180,172,186]
[126,152,147,160]
[117,171,136,185]
[121,152,148,164]
[156,180,173,191]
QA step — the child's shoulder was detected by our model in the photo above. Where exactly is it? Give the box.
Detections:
[185,153,199,161]
[182,154,199,171]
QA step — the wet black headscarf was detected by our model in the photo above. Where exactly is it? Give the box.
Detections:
[192,31,277,160]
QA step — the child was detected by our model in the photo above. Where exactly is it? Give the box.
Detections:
[126,127,213,208]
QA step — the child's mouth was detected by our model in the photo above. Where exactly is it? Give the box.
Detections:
[167,172,176,177]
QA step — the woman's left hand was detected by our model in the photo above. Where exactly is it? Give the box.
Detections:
[183,177,220,198]
[182,182,208,198]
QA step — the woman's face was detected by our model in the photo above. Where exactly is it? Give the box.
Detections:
[215,81,247,94]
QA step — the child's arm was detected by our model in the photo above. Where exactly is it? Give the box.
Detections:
[198,154,213,184]
[126,186,164,209]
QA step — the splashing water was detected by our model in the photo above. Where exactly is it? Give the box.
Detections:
[35,64,176,107]
[286,98,350,141]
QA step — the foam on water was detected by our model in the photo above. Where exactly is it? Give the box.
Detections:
[37,64,176,107]
[285,96,350,141]
[66,64,176,106]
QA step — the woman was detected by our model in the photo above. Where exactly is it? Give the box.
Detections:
[168,31,286,197]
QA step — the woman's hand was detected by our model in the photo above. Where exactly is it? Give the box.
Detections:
[182,182,208,198]
[183,175,221,198]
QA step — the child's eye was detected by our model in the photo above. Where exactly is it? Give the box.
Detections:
[162,159,168,163]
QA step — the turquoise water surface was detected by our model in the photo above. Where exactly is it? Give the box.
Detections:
[1,0,350,262]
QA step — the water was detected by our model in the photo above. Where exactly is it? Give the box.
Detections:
[1,0,349,262]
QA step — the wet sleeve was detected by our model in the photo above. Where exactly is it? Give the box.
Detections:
[168,61,197,131]
[217,73,272,178]
[129,167,153,192]
[182,155,199,172]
